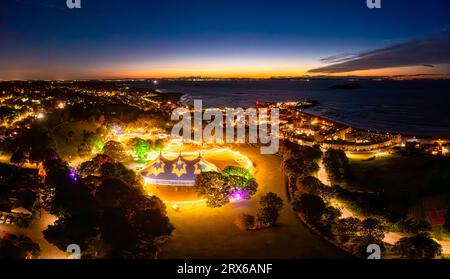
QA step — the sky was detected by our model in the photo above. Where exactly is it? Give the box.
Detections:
[0,0,450,79]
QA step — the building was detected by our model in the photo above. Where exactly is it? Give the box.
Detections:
[141,153,218,186]
[0,190,37,216]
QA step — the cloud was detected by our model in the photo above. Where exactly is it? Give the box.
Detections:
[308,32,450,73]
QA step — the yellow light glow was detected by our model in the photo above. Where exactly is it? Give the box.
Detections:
[56,102,65,109]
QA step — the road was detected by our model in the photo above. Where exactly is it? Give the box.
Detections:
[1,210,67,259]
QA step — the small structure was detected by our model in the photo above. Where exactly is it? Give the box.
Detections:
[0,190,37,218]
[141,153,218,186]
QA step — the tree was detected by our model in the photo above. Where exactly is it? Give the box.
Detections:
[78,154,115,178]
[96,178,140,209]
[103,141,126,161]
[257,207,280,227]
[95,181,173,258]
[242,178,258,198]
[444,211,450,233]
[280,142,322,181]
[43,213,99,251]
[42,157,97,217]
[335,217,362,237]
[39,142,173,259]
[259,192,284,212]
[360,218,386,242]
[257,192,284,227]
[292,194,326,223]
[78,131,102,156]
[321,206,342,225]
[100,207,138,254]
[393,232,442,259]
[323,149,352,184]
[133,139,151,162]
[297,176,323,194]
[100,162,136,185]
[227,176,258,200]
[235,214,256,230]
[282,158,305,179]
[296,176,336,202]
[222,166,252,181]
[78,160,97,178]
[396,218,432,234]
[194,172,231,207]
[131,209,174,239]
[222,166,257,200]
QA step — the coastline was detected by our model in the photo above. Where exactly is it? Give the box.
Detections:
[165,91,449,141]
[301,108,450,140]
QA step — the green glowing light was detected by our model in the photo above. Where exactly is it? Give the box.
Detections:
[222,166,253,182]
[134,139,150,162]
[94,140,105,152]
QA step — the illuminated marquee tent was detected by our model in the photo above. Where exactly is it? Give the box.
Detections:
[141,154,218,186]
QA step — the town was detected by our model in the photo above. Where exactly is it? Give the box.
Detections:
[0,80,449,260]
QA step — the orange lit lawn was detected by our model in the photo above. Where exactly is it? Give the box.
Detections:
[159,146,350,259]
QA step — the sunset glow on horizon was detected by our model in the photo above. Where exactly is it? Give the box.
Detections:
[1,0,450,80]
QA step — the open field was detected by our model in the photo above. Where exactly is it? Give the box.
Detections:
[349,154,450,196]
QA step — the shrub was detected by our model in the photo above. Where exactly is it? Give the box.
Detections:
[235,214,256,230]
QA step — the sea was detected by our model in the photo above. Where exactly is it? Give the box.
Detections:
[130,79,450,137]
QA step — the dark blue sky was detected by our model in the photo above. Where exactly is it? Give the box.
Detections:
[1,0,449,79]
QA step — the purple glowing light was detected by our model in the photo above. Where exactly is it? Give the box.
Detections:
[231,190,246,201]
[69,169,78,182]
[233,193,242,200]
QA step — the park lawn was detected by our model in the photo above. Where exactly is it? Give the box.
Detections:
[348,154,450,221]
[349,154,450,196]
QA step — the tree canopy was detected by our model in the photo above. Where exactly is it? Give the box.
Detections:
[394,232,442,259]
